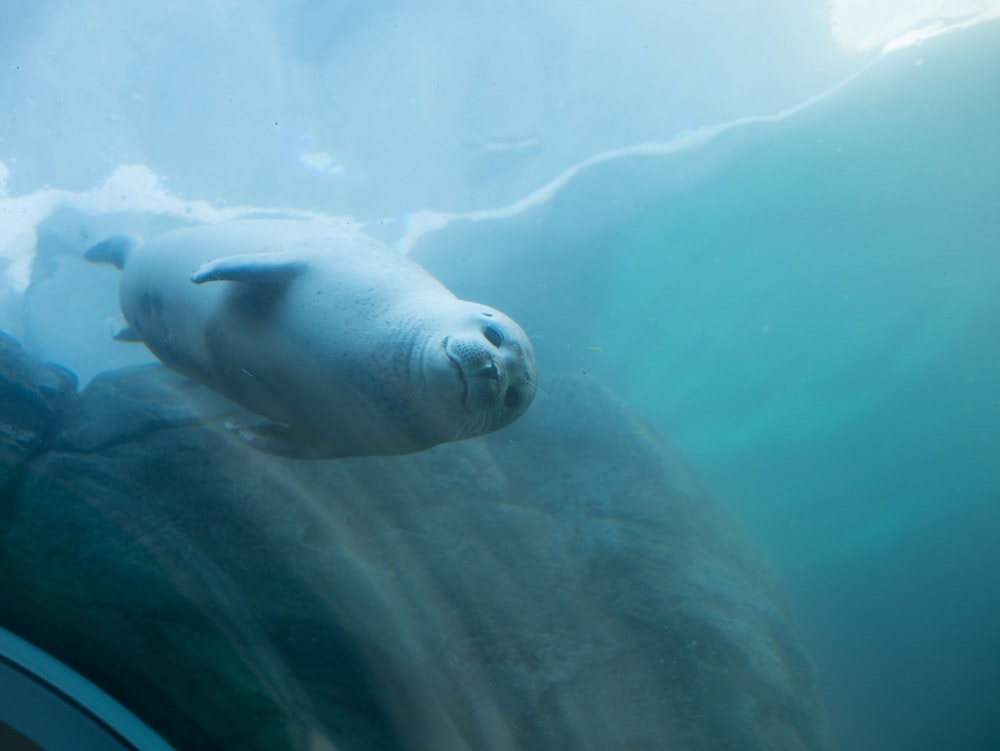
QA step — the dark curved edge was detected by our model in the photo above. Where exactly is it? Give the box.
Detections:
[0,627,174,751]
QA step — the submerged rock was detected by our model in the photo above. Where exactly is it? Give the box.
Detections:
[0,333,835,750]
[0,332,76,492]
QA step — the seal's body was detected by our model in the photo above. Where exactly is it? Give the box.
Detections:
[86,219,536,458]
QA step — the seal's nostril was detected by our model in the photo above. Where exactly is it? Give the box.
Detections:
[483,326,503,348]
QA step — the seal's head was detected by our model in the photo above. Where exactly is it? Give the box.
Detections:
[425,304,536,439]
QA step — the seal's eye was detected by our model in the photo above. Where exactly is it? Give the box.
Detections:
[504,387,521,409]
[483,326,503,348]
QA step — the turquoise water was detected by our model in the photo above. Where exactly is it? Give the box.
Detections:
[588,28,1000,751]
[595,37,1000,566]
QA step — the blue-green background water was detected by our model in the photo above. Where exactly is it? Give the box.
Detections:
[2,4,999,749]
[593,30,1000,750]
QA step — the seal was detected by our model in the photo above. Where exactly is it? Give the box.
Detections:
[85,219,537,459]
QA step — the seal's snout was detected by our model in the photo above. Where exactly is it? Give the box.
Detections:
[436,305,535,437]
[446,328,533,415]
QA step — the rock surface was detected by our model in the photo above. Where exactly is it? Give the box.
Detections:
[0,332,76,491]
[0,333,835,750]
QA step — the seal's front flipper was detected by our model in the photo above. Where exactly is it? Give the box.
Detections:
[84,234,141,270]
[112,319,141,342]
[191,252,309,285]
[225,418,334,459]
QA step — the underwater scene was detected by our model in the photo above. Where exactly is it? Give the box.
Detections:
[1,2,999,749]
